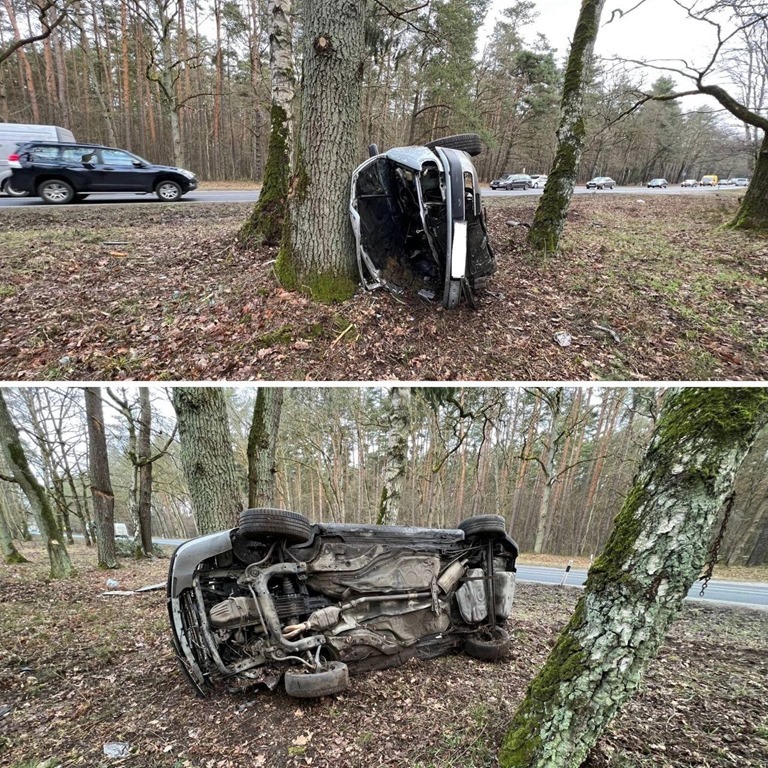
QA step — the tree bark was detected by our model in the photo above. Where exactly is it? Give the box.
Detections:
[731,131,768,230]
[0,499,28,564]
[84,388,117,570]
[247,388,284,508]
[0,391,74,578]
[137,387,153,556]
[172,388,243,534]
[377,387,410,525]
[527,0,606,252]
[276,0,365,303]
[498,387,768,768]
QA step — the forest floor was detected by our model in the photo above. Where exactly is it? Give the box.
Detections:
[1,541,767,768]
[0,192,766,381]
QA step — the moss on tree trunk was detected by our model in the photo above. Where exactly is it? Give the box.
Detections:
[527,0,606,253]
[498,387,768,768]
[729,133,768,231]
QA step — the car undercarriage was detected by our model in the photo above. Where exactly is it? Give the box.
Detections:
[168,510,518,698]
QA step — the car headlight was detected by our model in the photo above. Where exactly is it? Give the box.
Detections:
[179,169,197,180]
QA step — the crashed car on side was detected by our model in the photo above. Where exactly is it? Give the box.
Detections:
[168,509,517,698]
[349,133,494,309]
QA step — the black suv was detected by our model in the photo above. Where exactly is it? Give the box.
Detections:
[8,142,198,204]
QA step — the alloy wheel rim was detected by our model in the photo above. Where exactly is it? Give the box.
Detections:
[44,184,69,202]
[159,183,178,200]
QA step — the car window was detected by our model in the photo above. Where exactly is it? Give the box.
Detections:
[27,145,59,161]
[101,149,138,166]
[60,146,98,163]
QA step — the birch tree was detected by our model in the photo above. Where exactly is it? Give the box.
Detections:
[377,387,410,525]
[528,0,607,252]
[498,387,768,768]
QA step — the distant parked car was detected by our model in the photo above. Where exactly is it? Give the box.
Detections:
[647,178,668,188]
[497,174,533,190]
[731,177,749,187]
[717,178,735,187]
[9,141,198,204]
[681,179,699,187]
[700,175,718,186]
[490,173,514,189]
[586,176,616,189]
[529,174,547,188]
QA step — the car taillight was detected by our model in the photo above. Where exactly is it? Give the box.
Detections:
[7,154,20,162]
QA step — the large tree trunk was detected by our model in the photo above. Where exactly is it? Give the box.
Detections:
[498,388,768,768]
[731,132,768,230]
[239,0,294,246]
[527,0,606,252]
[172,388,243,534]
[0,392,74,578]
[377,387,410,526]
[532,389,564,554]
[247,388,284,508]
[746,500,768,566]
[275,0,365,303]
[84,388,117,570]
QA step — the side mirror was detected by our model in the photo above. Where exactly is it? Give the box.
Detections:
[133,161,145,168]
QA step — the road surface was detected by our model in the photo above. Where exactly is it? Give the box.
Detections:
[0,184,740,207]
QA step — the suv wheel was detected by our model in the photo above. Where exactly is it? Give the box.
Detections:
[458,514,507,538]
[237,508,312,544]
[156,180,182,201]
[38,179,74,205]
[3,180,29,198]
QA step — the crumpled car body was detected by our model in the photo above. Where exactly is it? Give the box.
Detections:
[349,135,495,309]
[168,509,518,698]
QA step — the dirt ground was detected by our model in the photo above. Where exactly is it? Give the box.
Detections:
[0,193,765,381]
[1,541,766,768]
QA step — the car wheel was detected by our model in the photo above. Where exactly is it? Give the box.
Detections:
[237,508,312,544]
[284,661,349,698]
[155,180,183,201]
[458,514,507,537]
[3,180,29,198]
[38,179,75,205]
[425,133,482,157]
[465,627,510,661]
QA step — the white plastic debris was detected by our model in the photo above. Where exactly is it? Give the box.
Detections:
[103,742,130,758]
[553,331,572,347]
[105,578,120,589]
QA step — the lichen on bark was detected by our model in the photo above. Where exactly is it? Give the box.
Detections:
[498,387,768,768]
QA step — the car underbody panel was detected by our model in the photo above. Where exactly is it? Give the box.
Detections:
[168,513,518,697]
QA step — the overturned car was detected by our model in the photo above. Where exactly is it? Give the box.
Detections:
[349,133,495,310]
[168,509,518,698]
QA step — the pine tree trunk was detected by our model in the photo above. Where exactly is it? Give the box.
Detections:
[533,389,564,554]
[84,388,117,570]
[499,388,768,768]
[172,388,243,534]
[377,387,410,525]
[248,388,284,508]
[276,0,365,303]
[527,0,607,252]
[0,392,74,578]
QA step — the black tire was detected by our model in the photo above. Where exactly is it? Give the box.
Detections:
[458,514,507,538]
[465,627,510,661]
[38,179,75,205]
[284,661,349,698]
[426,133,482,157]
[155,179,183,201]
[3,180,29,198]
[237,508,312,544]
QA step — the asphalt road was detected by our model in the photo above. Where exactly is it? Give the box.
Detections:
[0,184,740,207]
[152,537,767,611]
[515,564,768,610]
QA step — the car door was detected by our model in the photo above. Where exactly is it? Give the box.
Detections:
[93,148,147,191]
[57,146,102,191]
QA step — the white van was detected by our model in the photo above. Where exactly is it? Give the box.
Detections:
[0,122,75,196]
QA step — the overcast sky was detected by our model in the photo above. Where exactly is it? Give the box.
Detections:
[480,0,736,109]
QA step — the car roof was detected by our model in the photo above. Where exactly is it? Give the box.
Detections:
[18,140,129,152]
